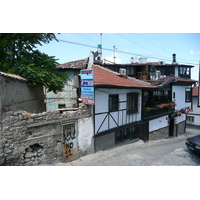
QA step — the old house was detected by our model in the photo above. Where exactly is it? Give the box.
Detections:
[100,54,194,82]
[45,58,88,111]
[187,86,200,126]
[87,65,155,151]
[84,53,196,147]
[142,75,196,140]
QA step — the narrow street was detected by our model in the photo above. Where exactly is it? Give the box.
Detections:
[54,126,200,166]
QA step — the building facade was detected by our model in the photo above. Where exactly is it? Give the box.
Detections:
[187,87,200,126]
[45,58,88,111]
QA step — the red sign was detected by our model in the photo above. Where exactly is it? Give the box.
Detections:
[82,97,94,105]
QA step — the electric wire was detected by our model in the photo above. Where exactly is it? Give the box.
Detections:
[58,39,199,66]
[116,33,166,59]
[134,33,172,54]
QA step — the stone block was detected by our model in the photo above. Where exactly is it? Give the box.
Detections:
[27,119,34,125]
[25,152,34,158]
[0,154,5,165]
[13,120,27,127]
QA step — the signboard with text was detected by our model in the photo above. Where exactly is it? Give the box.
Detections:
[80,69,94,105]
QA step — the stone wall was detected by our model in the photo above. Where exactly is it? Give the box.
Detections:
[1,74,46,114]
[94,132,115,151]
[177,121,186,136]
[0,104,91,166]
[149,126,169,141]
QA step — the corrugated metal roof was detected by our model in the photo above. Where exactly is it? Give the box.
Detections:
[0,71,27,81]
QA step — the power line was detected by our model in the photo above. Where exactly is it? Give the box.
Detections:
[75,33,97,44]
[58,39,199,66]
[116,33,166,58]
[134,33,172,54]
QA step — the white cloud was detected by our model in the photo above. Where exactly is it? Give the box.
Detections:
[103,53,122,64]
[190,50,194,54]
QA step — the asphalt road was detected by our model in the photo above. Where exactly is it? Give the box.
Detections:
[54,126,200,166]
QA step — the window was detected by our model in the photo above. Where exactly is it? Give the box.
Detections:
[179,67,190,76]
[127,67,134,76]
[143,91,151,107]
[109,94,119,112]
[127,93,138,113]
[186,116,194,123]
[143,90,172,109]
[185,88,192,102]
[58,104,66,109]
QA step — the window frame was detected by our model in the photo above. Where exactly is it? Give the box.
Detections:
[179,66,190,77]
[127,93,139,114]
[185,88,192,102]
[109,94,119,112]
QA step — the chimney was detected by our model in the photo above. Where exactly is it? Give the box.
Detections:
[172,53,176,64]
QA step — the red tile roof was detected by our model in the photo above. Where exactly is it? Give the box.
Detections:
[158,75,197,86]
[92,65,154,88]
[175,77,197,82]
[192,87,199,96]
[57,58,88,69]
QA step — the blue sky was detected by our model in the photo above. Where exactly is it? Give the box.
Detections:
[37,33,200,80]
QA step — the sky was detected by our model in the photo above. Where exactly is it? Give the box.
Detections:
[37,33,200,81]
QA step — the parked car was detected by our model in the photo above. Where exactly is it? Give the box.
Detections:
[185,135,200,154]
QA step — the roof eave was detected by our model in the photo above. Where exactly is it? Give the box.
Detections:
[94,84,155,89]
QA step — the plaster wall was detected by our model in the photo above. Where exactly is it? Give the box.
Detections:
[172,85,191,110]
[149,115,168,132]
[78,116,94,156]
[192,97,200,114]
[95,88,142,134]
[2,76,45,113]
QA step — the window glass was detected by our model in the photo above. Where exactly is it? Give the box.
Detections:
[127,93,138,113]
[109,94,119,112]
[185,88,192,102]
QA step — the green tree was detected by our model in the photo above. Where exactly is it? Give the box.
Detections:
[0,33,69,93]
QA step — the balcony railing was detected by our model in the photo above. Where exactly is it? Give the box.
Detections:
[143,102,176,118]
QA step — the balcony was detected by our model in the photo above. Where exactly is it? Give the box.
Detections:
[143,102,176,119]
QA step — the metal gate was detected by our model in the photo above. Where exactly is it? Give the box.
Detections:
[62,123,77,162]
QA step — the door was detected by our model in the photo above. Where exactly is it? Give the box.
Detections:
[62,123,78,162]
[139,121,149,142]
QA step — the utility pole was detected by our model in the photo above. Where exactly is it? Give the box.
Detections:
[113,46,117,64]
[100,33,102,61]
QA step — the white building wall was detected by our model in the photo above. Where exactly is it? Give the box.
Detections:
[175,113,186,124]
[95,88,142,134]
[192,97,200,114]
[149,115,168,132]
[78,116,94,155]
[187,96,200,126]
[174,66,179,77]
[172,85,191,110]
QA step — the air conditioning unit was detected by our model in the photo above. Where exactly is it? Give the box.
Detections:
[119,68,126,75]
